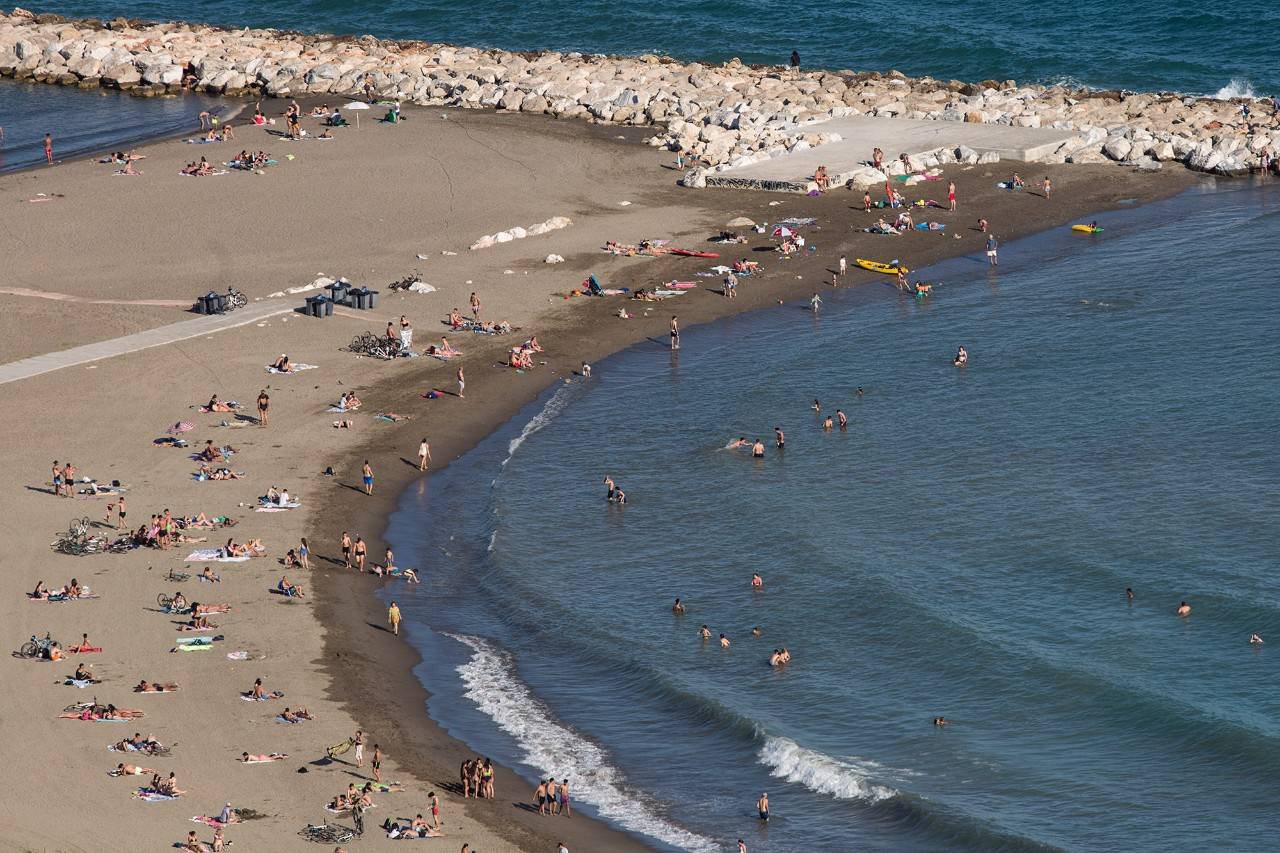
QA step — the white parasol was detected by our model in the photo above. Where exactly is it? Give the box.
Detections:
[341,101,371,129]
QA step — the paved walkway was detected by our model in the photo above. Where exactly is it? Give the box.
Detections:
[0,300,298,386]
[706,116,1076,192]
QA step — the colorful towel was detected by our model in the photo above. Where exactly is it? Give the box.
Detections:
[240,690,284,702]
[265,363,318,374]
[185,550,249,563]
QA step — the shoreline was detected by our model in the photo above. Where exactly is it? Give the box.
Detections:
[302,160,1202,849]
[0,86,1203,852]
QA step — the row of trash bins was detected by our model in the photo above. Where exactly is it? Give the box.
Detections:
[192,291,230,314]
[304,282,379,318]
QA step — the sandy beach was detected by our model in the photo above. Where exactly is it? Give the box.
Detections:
[0,94,1198,853]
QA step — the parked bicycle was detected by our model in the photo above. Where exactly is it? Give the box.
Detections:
[165,568,190,583]
[51,517,111,556]
[346,330,405,360]
[298,822,356,844]
[387,271,422,291]
[17,632,60,659]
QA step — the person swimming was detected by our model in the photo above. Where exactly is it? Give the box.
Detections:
[1250,633,1264,645]
[1177,601,1191,617]
[672,598,685,615]
[751,440,765,458]
[728,437,749,449]
[953,346,968,367]
[751,573,763,590]
[933,716,949,726]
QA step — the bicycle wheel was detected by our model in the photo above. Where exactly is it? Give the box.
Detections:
[230,292,247,309]
[64,701,90,713]
[157,593,174,609]
[19,641,37,658]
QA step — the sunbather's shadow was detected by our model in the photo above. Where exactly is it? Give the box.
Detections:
[512,803,540,814]
[399,458,420,469]
[317,555,345,567]
[338,483,366,495]
[437,781,464,796]
[366,622,393,634]
[644,337,670,349]
[233,413,260,425]
[25,485,58,496]
[751,246,774,252]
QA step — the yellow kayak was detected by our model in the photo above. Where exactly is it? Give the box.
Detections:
[856,258,904,275]
[1071,224,1104,234]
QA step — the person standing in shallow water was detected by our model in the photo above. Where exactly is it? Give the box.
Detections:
[789,50,800,69]
[44,133,53,164]
[757,792,770,821]
[670,315,680,350]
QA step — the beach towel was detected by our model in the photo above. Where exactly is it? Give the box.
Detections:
[240,690,284,702]
[257,499,300,509]
[68,645,103,654]
[198,403,240,413]
[185,550,249,563]
[66,678,95,688]
[173,643,212,652]
[226,650,253,660]
[241,753,288,763]
[133,788,178,801]
[191,815,240,827]
[327,802,377,814]
[175,635,223,646]
[265,363,318,374]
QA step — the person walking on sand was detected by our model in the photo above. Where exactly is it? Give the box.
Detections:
[354,536,367,571]
[353,729,365,767]
[558,778,571,816]
[388,602,401,635]
[838,255,847,277]
[116,495,127,530]
[362,460,374,495]
[256,390,269,427]
[469,291,481,321]
[429,790,441,829]
[948,180,957,212]
[418,438,432,471]
[341,531,353,569]
[371,743,383,782]
[456,366,465,399]
[986,234,999,266]
[44,133,53,165]
[1042,176,1052,199]
[670,315,680,350]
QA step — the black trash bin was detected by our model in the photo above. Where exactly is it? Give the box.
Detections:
[306,295,328,318]
[323,298,334,317]
[326,281,350,306]
[350,287,370,310]
[211,293,229,314]
[366,289,379,309]
[197,291,220,314]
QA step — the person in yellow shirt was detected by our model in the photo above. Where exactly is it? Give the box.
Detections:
[388,602,402,635]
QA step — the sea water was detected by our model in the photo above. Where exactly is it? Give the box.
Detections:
[26,0,1280,95]
[383,178,1280,852]
[0,78,223,172]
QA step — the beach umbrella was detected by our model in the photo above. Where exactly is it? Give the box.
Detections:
[771,226,794,238]
[342,101,371,129]
[167,421,195,435]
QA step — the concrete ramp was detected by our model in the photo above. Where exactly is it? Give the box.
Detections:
[705,116,1076,192]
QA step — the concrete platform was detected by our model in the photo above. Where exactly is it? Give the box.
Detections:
[705,116,1076,192]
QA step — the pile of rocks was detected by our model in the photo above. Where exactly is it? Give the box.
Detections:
[0,8,1274,178]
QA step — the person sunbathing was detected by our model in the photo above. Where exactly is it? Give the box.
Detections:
[205,395,236,413]
[180,614,217,631]
[271,354,293,372]
[184,830,210,853]
[527,336,544,353]
[30,580,48,599]
[135,680,179,692]
[172,531,207,544]
[72,663,98,683]
[155,771,185,795]
[224,539,247,557]
[278,576,304,597]
[249,678,267,699]
[191,601,231,615]
[112,762,156,776]
[339,391,361,410]
[200,465,241,481]
[200,441,224,463]
[448,309,463,329]
[199,566,221,583]
[240,752,287,762]
[284,549,299,568]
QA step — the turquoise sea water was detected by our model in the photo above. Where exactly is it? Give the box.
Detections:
[383,179,1280,852]
[24,1,1280,95]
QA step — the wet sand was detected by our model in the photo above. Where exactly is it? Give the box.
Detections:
[0,99,1197,852]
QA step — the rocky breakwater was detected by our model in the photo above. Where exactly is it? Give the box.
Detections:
[1,8,1275,182]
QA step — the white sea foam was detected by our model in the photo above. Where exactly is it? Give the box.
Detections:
[1213,78,1256,99]
[446,633,719,853]
[758,735,898,802]
[503,384,575,467]
[486,530,497,552]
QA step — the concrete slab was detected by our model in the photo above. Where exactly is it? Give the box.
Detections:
[705,116,1076,192]
[0,300,299,386]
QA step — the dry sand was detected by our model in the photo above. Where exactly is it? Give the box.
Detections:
[0,100,1198,853]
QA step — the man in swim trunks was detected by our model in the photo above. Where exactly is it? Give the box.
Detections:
[774,427,784,449]
[353,537,367,571]
[757,792,769,821]
[670,316,680,350]
[341,531,352,569]
[837,410,847,430]
[752,440,765,458]
[986,234,998,266]
[361,460,374,495]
